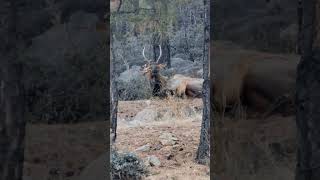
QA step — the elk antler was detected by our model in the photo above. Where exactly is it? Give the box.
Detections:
[142,46,151,63]
[156,45,162,63]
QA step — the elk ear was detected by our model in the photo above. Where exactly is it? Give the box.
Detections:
[158,64,166,69]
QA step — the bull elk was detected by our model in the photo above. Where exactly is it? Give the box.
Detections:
[141,45,204,98]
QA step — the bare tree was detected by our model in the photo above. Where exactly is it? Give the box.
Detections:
[0,0,26,179]
[295,0,320,179]
[196,0,210,165]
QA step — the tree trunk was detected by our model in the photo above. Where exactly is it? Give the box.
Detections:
[196,0,210,165]
[297,0,302,54]
[110,46,118,143]
[0,0,26,180]
[161,34,171,68]
[152,0,171,67]
[152,32,171,67]
[295,0,320,179]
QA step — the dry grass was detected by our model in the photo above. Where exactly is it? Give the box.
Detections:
[213,115,296,180]
[210,41,297,180]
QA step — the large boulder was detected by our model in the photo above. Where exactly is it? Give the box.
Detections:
[169,58,202,78]
[129,108,159,127]
[117,66,143,83]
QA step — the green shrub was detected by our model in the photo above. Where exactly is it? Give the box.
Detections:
[111,149,148,180]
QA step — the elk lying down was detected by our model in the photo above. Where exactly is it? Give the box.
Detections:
[166,74,204,98]
[211,42,299,116]
[141,45,203,98]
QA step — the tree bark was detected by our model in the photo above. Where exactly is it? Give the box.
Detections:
[196,0,210,165]
[295,0,320,179]
[152,32,171,67]
[161,34,171,68]
[110,45,118,143]
[0,0,26,180]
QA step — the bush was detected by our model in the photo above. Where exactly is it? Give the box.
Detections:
[117,74,152,101]
[111,149,148,180]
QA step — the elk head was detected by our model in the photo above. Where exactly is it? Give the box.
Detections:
[141,45,166,78]
[141,45,166,96]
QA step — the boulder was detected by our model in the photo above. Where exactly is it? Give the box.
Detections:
[129,108,159,127]
[135,144,151,152]
[159,133,178,146]
[117,66,143,83]
[145,155,161,167]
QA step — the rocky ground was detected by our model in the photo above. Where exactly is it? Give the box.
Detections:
[115,98,209,180]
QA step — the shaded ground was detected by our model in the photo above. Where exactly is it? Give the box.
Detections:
[24,122,106,180]
[215,115,296,180]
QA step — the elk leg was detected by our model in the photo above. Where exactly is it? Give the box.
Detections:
[186,89,196,98]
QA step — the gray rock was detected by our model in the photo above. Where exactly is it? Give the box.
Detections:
[145,155,161,167]
[159,132,178,146]
[170,58,202,78]
[135,144,151,152]
[182,106,196,117]
[118,66,143,83]
[171,58,190,68]
[130,108,158,127]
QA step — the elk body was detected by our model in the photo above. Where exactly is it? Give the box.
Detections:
[211,42,299,115]
[142,45,204,98]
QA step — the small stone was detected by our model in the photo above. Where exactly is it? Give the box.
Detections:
[161,146,173,152]
[154,143,163,150]
[166,153,174,160]
[135,144,151,152]
[145,155,161,167]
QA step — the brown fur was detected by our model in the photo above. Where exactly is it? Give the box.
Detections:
[142,64,203,98]
[211,41,299,114]
[166,74,203,98]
